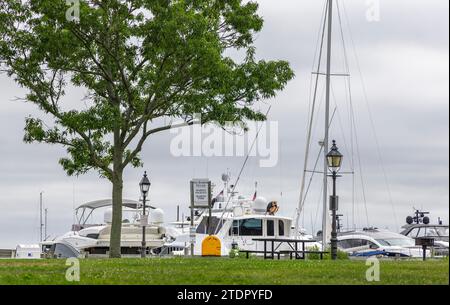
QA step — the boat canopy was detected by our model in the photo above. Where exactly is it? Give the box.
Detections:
[76,199,153,211]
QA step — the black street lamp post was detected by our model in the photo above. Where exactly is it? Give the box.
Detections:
[139,171,151,258]
[327,140,343,260]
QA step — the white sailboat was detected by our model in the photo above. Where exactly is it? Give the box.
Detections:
[294,0,411,258]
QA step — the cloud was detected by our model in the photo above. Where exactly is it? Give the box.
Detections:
[0,0,448,248]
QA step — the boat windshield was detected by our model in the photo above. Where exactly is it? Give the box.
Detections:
[376,238,415,247]
[436,227,449,237]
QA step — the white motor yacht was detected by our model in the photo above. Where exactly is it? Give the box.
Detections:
[161,178,319,257]
[337,229,431,258]
[42,199,167,257]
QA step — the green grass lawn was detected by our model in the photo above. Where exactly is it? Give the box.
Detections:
[0,258,448,285]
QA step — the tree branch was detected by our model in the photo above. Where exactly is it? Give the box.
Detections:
[122,121,194,167]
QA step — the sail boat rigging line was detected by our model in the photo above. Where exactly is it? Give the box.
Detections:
[330,82,352,158]
[310,1,330,77]
[299,0,376,239]
[307,0,329,113]
[336,2,356,229]
[333,81,362,227]
[336,0,358,229]
[279,138,284,207]
[302,146,323,221]
[212,106,272,235]
[296,0,374,236]
[300,106,338,217]
[338,2,398,227]
[301,0,372,229]
[297,0,347,240]
[306,2,324,125]
[337,1,371,227]
[313,181,324,236]
[294,0,329,235]
[340,0,399,229]
[349,89,371,227]
[300,104,337,207]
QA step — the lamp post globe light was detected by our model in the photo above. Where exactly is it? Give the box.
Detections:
[140,171,151,258]
[327,140,343,172]
[327,140,343,260]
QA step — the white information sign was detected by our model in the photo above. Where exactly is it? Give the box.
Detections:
[140,215,148,227]
[191,179,211,208]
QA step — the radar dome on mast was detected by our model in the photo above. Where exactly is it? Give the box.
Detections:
[221,173,230,183]
[252,197,268,214]
[149,208,165,224]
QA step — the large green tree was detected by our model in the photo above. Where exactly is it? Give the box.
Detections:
[0,0,294,257]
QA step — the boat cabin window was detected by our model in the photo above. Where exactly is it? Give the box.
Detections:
[338,240,351,249]
[352,239,366,248]
[51,243,79,258]
[338,238,378,249]
[229,219,263,236]
[338,239,363,249]
[267,220,275,236]
[437,227,449,237]
[240,219,263,236]
[416,227,439,238]
[278,220,285,236]
[407,228,420,238]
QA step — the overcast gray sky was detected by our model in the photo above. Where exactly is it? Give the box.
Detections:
[0,0,448,248]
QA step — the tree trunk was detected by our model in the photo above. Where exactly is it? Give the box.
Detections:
[109,169,123,258]
[110,125,124,258]
[109,108,124,258]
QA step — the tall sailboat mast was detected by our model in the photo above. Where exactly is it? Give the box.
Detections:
[322,0,333,249]
[294,0,334,243]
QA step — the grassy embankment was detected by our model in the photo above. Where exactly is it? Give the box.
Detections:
[0,257,448,285]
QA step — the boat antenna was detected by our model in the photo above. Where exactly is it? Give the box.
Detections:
[44,208,48,241]
[213,106,272,234]
[72,181,76,225]
[39,191,44,243]
[222,171,230,198]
